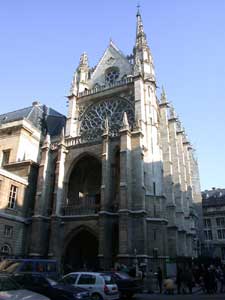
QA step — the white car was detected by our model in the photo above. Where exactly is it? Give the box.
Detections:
[62,272,119,300]
[0,274,50,300]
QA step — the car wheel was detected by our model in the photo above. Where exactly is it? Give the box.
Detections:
[92,293,103,300]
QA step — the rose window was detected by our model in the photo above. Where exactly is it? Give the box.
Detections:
[79,98,134,141]
[105,68,120,84]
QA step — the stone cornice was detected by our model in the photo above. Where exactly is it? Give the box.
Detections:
[0,167,28,185]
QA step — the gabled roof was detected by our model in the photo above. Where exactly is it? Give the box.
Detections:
[90,40,132,84]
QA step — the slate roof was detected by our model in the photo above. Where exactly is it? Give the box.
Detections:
[202,188,225,206]
[0,104,66,137]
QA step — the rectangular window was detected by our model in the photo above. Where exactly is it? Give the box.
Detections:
[216,218,225,227]
[204,218,211,228]
[222,248,225,260]
[8,185,18,209]
[4,225,13,237]
[204,230,212,240]
[153,182,156,196]
[2,149,10,166]
[217,229,225,240]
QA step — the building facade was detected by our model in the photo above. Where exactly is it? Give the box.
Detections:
[202,188,225,261]
[29,11,201,271]
[0,102,65,258]
[0,11,202,270]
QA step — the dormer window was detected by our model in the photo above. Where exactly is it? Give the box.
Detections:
[105,67,120,85]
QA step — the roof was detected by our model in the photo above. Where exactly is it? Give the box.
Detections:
[202,188,225,206]
[0,104,66,137]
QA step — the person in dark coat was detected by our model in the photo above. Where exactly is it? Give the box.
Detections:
[156,267,163,293]
[176,267,182,294]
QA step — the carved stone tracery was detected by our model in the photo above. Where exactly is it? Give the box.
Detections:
[79,98,134,141]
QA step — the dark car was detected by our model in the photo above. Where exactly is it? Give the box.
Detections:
[102,272,143,298]
[12,272,91,300]
[0,259,59,279]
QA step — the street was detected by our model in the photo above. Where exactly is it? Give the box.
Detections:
[135,293,225,300]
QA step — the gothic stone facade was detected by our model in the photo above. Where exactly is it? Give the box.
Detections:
[30,11,201,270]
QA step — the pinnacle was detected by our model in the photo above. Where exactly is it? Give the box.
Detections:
[161,86,167,103]
[79,52,89,68]
[122,112,129,127]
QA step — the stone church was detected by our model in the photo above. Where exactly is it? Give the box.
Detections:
[29,10,201,270]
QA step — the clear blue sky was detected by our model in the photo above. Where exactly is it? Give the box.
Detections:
[0,0,225,191]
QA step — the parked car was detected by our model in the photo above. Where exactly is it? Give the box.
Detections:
[61,272,119,300]
[12,272,91,300]
[102,272,143,298]
[0,258,59,279]
[0,273,50,300]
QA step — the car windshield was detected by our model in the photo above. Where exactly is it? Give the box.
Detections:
[0,276,20,291]
[0,260,21,273]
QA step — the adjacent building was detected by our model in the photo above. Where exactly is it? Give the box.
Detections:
[0,102,65,258]
[202,188,225,261]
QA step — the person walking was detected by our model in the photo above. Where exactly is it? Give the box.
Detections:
[156,267,163,293]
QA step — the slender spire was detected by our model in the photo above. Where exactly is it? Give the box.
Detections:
[134,8,155,81]
[136,8,148,50]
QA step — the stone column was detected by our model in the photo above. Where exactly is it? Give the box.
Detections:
[29,134,51,257]
[168,110,185,256]
[99,120,112,268]
[48,131,67,259]
[117,113,133,262]
[159,93,177,258]
[65,94,77,137]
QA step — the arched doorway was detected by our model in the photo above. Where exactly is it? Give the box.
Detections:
[63,229,99,272]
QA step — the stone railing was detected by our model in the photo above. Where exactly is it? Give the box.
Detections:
[65,136,102,147]
[62,196,100,216]
[78,77,134,98]
[65,136,83,147]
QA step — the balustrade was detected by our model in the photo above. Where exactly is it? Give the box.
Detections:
[62,195,100,216]
[78,77,133,98]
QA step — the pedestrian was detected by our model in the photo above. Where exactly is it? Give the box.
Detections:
[156,267,163,293]
[176,267,182,294]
